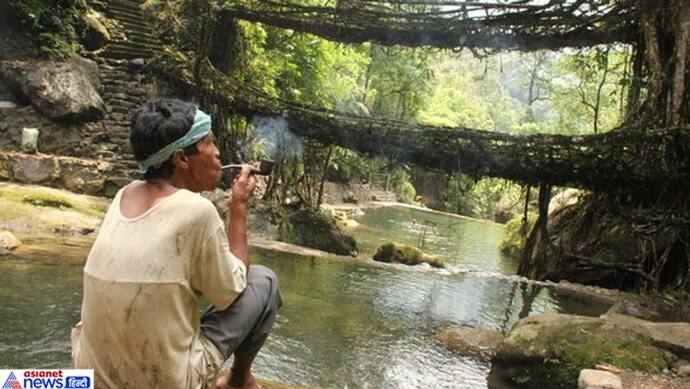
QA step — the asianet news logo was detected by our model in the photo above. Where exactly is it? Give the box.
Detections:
[0,370,93,389]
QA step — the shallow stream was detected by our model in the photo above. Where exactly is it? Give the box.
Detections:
[0,205,609,388]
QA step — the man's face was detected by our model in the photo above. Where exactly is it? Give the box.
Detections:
[185,134,222,192]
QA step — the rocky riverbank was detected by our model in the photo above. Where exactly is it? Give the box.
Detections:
[5,182,690,389]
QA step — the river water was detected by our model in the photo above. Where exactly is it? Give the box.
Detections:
[0,205,608,388]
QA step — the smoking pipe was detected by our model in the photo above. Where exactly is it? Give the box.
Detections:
[221,160,274,176]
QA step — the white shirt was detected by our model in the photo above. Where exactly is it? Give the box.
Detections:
[72,185,246,389]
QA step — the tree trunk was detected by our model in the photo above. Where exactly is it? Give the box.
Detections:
[593,49,610,134]
[517,183,551,279]
[668,1,690,126]
[316,146,334,209]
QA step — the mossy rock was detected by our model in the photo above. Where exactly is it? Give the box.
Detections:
[499,212,536,258]
[279,208,358,256]
[488,314,678,389]
[436,327,504,360]
[373,242,444,268]
[0,182,108,237]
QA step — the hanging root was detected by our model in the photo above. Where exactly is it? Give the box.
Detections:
[525,191,690,293]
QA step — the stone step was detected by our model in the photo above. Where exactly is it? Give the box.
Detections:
[107,11,143,26]
[108,16,150,33]
[102,121,130,129]
[121,31,160,46]
[103,57,147,67]
[107,95,141,103]
[107,40,159,52]
[105,99,143,109]
[103,84,141,96]
[112,33,160,47]
[111,0,146,10]
[107,5,142,18]
[104,91,137,100]
[108,2,144,17]
[107,16,152,34]
[370,191,398,202]
[100,71,130,80]
[102,79,138,89]
[108,100,137,110]
[102,46,154,60]
[103,45,153,56]
[101,74,138,83]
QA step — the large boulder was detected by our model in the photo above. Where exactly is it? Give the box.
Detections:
[0,56,105,121]
[373,242,444,268]
[549,188,580,216]
[279,209,358,256]
[342,190,358,204]
[0,231,20,256]
[59,159,108,195]
[577,369,622,389]
[82,12,110,51]
[487,313,689,389]
[12,154,58,184]
[436,328,504,360]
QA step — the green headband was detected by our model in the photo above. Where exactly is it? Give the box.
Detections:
[138,109,212,174]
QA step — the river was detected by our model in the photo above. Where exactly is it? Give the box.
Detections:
[0,205,608,388]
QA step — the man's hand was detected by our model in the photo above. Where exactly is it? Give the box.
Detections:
[226,165,256,269]
[230,165,257,207]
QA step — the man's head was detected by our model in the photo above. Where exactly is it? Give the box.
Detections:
[130,98,222,191]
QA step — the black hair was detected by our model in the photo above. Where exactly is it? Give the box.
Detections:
[129,98,200,180]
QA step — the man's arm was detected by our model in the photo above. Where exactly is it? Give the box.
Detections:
[227,165,256,269]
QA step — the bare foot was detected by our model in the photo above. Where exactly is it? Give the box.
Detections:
[215,372,260,389]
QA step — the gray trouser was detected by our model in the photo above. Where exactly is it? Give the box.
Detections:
[200,265,283,360]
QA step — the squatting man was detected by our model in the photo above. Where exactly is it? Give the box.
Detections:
[71,98,283,389]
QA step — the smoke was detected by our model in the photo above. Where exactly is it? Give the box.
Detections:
[247,116,304,160]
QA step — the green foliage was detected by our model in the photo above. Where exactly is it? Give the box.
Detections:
[537,323,668,388]
[325,148,379,183]
[389,169,417,203]
[417,70,494,128]
[150,3,629,221]
[365,46,432,121]
[279,208,358,256]
[22,195,73,209]
[500,212,537,258]
[546,47,627,134]
[3,0,87,58]
[443,175,523,220]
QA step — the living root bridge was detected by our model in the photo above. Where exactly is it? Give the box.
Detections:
[222,0,639,51]
[153,57,690,196]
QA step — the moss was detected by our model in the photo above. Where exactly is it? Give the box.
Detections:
[2,0,87,58]
[373,242,445,268]
[0,183,108,233]
[499,212,536,258]
[279,208,358,256]
[509,321,671,388]
[22,195,73,209]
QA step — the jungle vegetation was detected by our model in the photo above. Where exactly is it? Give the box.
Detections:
[4,0,690,296]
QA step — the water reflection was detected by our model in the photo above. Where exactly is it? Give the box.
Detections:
[352,206,515,274]
[0,206,610,388]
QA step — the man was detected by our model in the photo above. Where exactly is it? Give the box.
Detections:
[71,98,282,389]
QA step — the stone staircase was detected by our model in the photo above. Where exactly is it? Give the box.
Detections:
[0,1,166,196]
[91,0,163,192]
[103,0,161,60]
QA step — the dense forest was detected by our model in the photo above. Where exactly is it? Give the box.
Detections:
[2,0,689,296]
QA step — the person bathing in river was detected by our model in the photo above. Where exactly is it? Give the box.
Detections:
[70,98,282,389]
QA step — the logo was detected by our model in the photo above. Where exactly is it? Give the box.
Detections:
[0,370,93,389]
[2,372,22,389]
